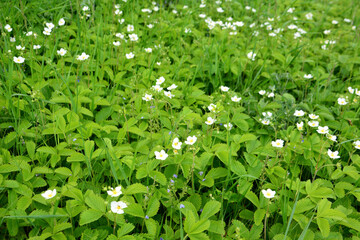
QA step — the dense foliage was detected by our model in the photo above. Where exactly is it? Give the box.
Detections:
[1,0,360,239]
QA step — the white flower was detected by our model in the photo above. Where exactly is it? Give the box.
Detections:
[261,119,270,125]
[185,136,197,145]
[309,114,319,120]
[304,74,313,79]
[332,20,338,25]
[308,121,319,128]
[129,33,138,41]
[245,6,251,10]
[57,48,67,56]
[217,7,224,13]
[152,85,163,92]
[111,201,128,214]
[348,87,354,94]
[142,94,153,101]
[153,6,159,11]
[58,18,65,26]
[272,139,284,148]
[127,25,134,32]
[234,21,244,27]
[288,24,298,30]
[200,4,206,8]
[185,28,191,33]
[46,22,55,30]
[77,52,89,61]
[354,140,360,149]
[344,18,351,23]
[82,6,89,11]
[324,30,331,35]
[167,84,177,90]
[262,112,272,118]
[26,31,33,36]
[172,10,177,14]
[287,7,295,13]
[208,103,216,112]
[43,28,52,35]
[116,33,125,39]
[294,110,305,117]
[126,52,135,59]
[164,91,174,98]
[172,138,182,149]
[231,96,241,102]
[356,89,360,96]
[327,134,337,142]
[41,189,57,199]
[224,123,233,130]
[305,13,313,20]
[321,45,327,50]
[119,19,125,24]
[16,45,25,50]
[317,126,329,134]
[115,9,123,15]
[259,90,266,95]
[262,189,276,199]
[145,48,152,53]
[199,14,206,18]
[328,149,340,159]
[10,37,16,42]
[147,24,154,29]
[113,41,121,46]
[267,92,275,98]
[13,56,25,63]
[220,86,229,92]
[107,186,122,197]
[156,62,161,66]
[156,76,165,85]
[155,150,168,160]
[249,23,256,28]
[247,51,256,61]
[4,24,12,32]
[33,45,41,50]
[205,117,215,125]
[269,33,276,37]
[337,97,348,105]
[115,4,120,9]
[297,122,304,131]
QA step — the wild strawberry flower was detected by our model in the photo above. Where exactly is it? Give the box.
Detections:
[304,74,313,79]
[145,48,152,53]
[167,84,177,90]
[305,13,313,20]
[33,45,41,50]
[57,48,67,56]
[13,56,25,64]
[127,25,134,32]
[156,76,165,85]
[142,94,153,101]
[220,86,229,92]
[354,140,360,150]
[261,119,270,125]
[259,90,266,95]
[317,126,329,134]
[155,150,168,160]
[10,37,16,42]
[328,149,340,159]
[164,91,174,98]
[113,41,121,46]
[308,121,319,127]
[327,134,337,142]
[107,186,122,197]
[5,24,12,32]
[262,189,276,199]
[77,52,89,61]
[297,122,304,131]
[309,114,319,119]
[267,92,275,98]
[172,138,182,150]
[262,112,272,118]
[247,51,256,61]
[41,189,57,199]
[337,97,348,105]
[231,96,241,102]
[126,52,135,59]
[208,104,216,112]
[129,33,138,41]
[348,87,354,94]
[272,139,284,148]
[185,136,197,145]
[224,123,233,130]
[152,85,163,92]
[205,117,215,125]
[58,18,65,26]
[111,201,128,214]
[294,110,305,117]
[16,45,25,50]
[43,28,52,35]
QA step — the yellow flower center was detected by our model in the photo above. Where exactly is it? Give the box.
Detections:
[117,206,121,210]
[266,192,271,196]
[48,194,53,198]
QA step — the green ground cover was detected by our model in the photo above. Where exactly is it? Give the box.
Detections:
[1,0,360,239]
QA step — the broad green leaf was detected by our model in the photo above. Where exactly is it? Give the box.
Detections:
[254,208,265,226]
[316,217,330,238]
[79,209,103,226]
[84,190,106,213]
[124,183,148,195]
[200,200,221,220]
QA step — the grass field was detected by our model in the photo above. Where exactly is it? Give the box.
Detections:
[1,0,360,239]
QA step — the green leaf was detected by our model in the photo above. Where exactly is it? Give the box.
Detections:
[188,232,209,240]
[208,220,225,235]
[189,219,210,234]
[316,217,330,238]
[117,223,135,237]
[124,183,148,195]
[200,200,221,220]
[145,218,158,236]
[254,208,265,226]
[125,203,145,218]
[26,141,36,159]
[0,164,19,173]
[84,190,106,213]
[79,209,103,226]
[146,197,160,217]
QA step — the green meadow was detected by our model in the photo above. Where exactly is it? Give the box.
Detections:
[1,0,360,239]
